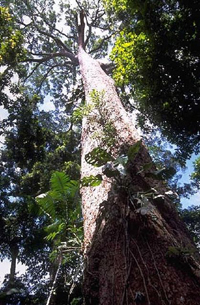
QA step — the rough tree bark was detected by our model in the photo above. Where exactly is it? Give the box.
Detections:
[77,12,200,305]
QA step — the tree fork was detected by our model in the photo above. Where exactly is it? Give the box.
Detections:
[77,37,200,304]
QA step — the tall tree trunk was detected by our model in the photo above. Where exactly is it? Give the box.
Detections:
[78,47,200,305]
[10,245,18,281]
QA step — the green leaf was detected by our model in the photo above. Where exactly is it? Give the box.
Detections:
[103,167,120,178]
[127,140,142,161]
[36,193,56,219]
[81,174,102,187]
[137,162,153,174]
[142,162,153,171]
[145,172,164,180]
[114,155,128,166]
[145,167,176,180]
[71,298,82,305]
[50,171,70,194]
[167,246,180,257]
[85,147,114,166]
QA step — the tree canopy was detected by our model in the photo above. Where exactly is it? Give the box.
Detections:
[106,0,200,159]
[0,88,82,302]
[0,6,25,66]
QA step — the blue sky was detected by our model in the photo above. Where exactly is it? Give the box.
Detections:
[0,259,27,286]
[179,154,200,208]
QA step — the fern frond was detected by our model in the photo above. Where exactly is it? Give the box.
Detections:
[50,171,70,195]
[36,193,56,219]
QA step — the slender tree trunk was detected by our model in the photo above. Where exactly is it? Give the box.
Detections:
[10,245,18,281]
[78,45,200,305]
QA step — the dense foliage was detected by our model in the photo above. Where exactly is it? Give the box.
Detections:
[0,3,84,303]
[0,6,25,66]
[0,90,82,303]
[107,0,200,159]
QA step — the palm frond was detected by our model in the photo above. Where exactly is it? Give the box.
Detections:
[36,193,56,220]
[50,171,70,195]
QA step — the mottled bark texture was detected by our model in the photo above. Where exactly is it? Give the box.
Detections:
[77,16,200,305]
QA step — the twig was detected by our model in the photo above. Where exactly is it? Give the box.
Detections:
[46,253,62,305]
[67,263,83,305]
[89,34,112,54]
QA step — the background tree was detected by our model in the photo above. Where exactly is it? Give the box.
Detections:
[106,0,200,161]
[0,3,83,303]
[0,91,81,304]
[181,206,200,248]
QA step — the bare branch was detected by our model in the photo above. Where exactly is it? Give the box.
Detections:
[25,51,78,65]
[33,6,74,41]
[16,19,33,28]
[89,34,112,54]
[24,59,73,82]
[93,24,110,31]
[32,24,73,54]
[36,64,64,92]
[75,0,83,11]
[89,3,105,27]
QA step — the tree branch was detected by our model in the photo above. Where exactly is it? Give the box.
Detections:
[77,10,85,49]
[24,59,73,82]
[20,1,75,53]
[32,23,73,54]
[84,12,92,48]
[33,6,75,41]
[25,51,78,65]
[98,61,116,75]
[89,34,112,54]
[36,64,64,92]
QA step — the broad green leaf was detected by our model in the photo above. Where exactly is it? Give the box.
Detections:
[36,193,56,219]
[142,162,153,171]
[127,140,142,161]
[145,167,176,180]
[81,174,102,187]
[85,147,114,166]
[103,167,119,178]
[50,171,70,194]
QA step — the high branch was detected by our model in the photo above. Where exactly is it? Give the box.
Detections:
[16,1,114,82]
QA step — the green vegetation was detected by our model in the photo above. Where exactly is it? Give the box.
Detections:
[107,0,200,159]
